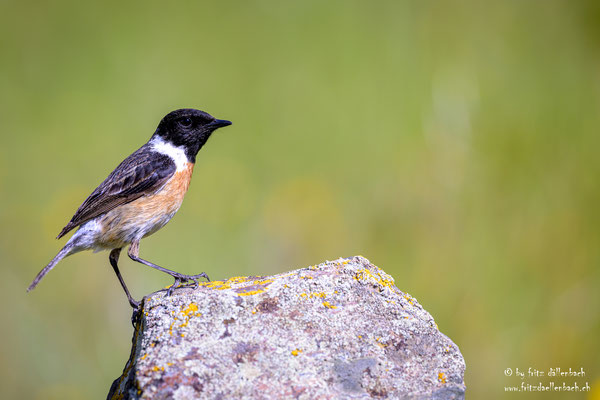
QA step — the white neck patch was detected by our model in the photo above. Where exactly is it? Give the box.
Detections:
[149,136,189,171]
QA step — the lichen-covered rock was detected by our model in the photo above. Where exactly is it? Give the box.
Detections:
[108,256,465,399]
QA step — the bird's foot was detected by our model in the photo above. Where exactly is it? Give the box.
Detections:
[130,300,142,327]
[166,272,210,296]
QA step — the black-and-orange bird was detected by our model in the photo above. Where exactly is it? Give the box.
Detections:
[28,109,232,311]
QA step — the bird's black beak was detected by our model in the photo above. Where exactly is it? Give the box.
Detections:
[211,119,232,129]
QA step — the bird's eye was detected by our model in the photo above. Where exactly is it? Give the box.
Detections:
[179,117,193,128]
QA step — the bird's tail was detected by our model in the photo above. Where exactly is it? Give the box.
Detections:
[27,243,75,292]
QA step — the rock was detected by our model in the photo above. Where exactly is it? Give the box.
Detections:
[108,256,466,399]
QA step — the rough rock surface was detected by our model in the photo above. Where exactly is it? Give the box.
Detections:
[108,256,465,399]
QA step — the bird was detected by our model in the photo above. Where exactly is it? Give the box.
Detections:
[27,108,232,312]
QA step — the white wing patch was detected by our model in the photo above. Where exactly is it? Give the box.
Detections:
[149,136,189,172]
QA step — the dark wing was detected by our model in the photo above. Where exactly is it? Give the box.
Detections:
[57,147,176,239]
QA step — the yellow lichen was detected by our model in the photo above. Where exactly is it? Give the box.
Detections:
[254,279,274,285]
[291,349,302,356]
[438,372,447,384]
[354,268,395,290]
[237,289,266,296]
[182,303,199,317]
[322,301,337,309]
[176,302,203,330]
[202,280,229,290]
[228,276,250,283]
[300,292,327,299]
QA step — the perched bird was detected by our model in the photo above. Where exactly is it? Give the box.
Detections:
[28,108,232,311]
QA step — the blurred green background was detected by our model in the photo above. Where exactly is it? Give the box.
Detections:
[1,0,599,398]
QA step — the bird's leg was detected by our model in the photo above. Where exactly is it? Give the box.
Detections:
[109,248,141,309]
[127,240,210,296]
[109,248,142,326]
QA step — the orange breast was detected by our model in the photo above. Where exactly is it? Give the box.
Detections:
[97,162,195,248]
[134,162,195,216]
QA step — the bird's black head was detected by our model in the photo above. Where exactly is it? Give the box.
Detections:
[154,108,232,162]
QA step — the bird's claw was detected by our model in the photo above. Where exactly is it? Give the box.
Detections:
[131,304,142,327]
[165,272,210,296]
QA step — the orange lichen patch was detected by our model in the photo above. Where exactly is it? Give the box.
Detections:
[278,272,296,279]
[198,280,216,287]
[403,294,415,305]
[300,292,327,299]
[438,372,447,384]
[253,279,274,285]
[202,276,249,290]
[201,280,230,290]
[322,301,337,309]
[354,268,395,290]
[174,302,202,330]
[140,354,148,360]
[237,289,266,297]
[235,278,274,296]
[182,303,200,318]
[228,276,251,283]
[151,366,165,372]
[202,276,274,291]
[291,349,302,356]
[375,337,388,348]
